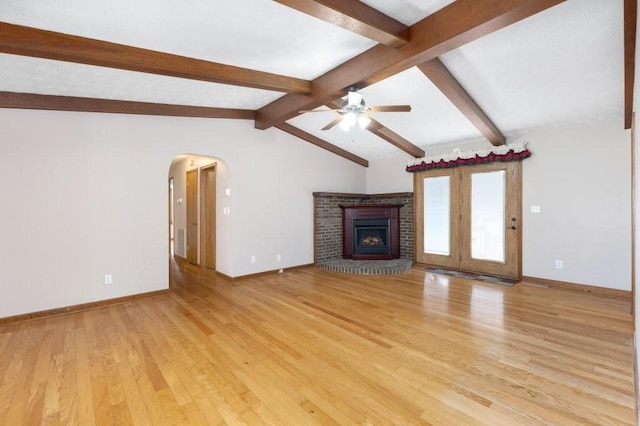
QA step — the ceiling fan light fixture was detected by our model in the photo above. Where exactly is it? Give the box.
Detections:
[347,90,364,107]
[357,114,371,129]
[312,86,410,132]
[340,112,357,130]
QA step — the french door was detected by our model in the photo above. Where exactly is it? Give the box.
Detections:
[415,161,522,279]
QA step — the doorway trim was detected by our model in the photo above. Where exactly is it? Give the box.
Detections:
[200,163,217,271]
[186,169,198,265]
[168,176,175,257]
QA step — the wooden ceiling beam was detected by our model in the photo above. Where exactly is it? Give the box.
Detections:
[625,0,637,129]
[418,58,506,146]
[274,0,409,47]
[0,91,256,119]
[280,2,500,154]
[368,119,425,158]
[255,0,566,130]
[0,22,311,95]
[275,122,369,167]
[280,1,504,150]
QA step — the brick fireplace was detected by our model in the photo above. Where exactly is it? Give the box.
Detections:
[313,192,414,263]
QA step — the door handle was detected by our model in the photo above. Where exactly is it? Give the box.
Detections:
[506,217,517,230]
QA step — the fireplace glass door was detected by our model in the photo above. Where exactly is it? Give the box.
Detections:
[353,218,390,255]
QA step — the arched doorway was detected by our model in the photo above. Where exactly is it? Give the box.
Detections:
[168,154,220,270]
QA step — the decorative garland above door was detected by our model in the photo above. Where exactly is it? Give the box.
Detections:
[406,142,531,173]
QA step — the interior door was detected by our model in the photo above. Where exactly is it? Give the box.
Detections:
[414,161,522,279]
[186,169,198,265]
[200,165,216,270]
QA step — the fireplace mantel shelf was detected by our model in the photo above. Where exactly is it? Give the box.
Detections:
[339,204,404,209]
[314,192,412,198]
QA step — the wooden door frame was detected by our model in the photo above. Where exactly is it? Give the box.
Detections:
[459,162,522,279]
[168,176,174,256]
[199,163,217,271]
[186,169,199,265]
[632,111,636,318]
[414,161,522,279]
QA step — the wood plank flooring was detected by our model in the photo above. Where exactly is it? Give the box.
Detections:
[0,259,635,424]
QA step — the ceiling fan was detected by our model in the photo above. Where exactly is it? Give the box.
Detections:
[301,86,411,131]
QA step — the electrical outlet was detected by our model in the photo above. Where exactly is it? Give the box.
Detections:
[531,205,541,213]
[104,274,113,285]
[251,256,256,263]
[555,260,563,269]
[276,254,281,261]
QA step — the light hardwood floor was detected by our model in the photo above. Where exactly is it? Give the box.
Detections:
[0,259,635,425]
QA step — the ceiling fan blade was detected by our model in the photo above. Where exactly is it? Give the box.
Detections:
[321,115,344,131]
[366,116,385,130]
[369,105,412,113]
[298,108,341,113]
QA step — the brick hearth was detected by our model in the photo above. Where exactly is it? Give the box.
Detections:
[313,192,414,263]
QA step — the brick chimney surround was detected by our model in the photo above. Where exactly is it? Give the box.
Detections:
[313,192,414,264]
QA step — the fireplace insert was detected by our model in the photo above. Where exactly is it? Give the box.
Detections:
[340,204,401,260]
[353,218,390,255]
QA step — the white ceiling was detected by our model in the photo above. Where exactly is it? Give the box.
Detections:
[0,0,626,161]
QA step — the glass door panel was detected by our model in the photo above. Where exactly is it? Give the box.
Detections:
[414,169,459,269]
[424,176,450,255]
[471,170,505,262]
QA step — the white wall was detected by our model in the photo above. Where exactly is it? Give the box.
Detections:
[366,155,413,194]
[520,123,631,289]
[0,108,365,318]
[1,105,630,321]
[367,120,632,290]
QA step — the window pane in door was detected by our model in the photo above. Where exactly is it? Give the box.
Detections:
[424,176,450,255]
[471,171,505,262]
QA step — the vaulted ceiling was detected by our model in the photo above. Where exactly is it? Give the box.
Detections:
[0,0,634,167]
